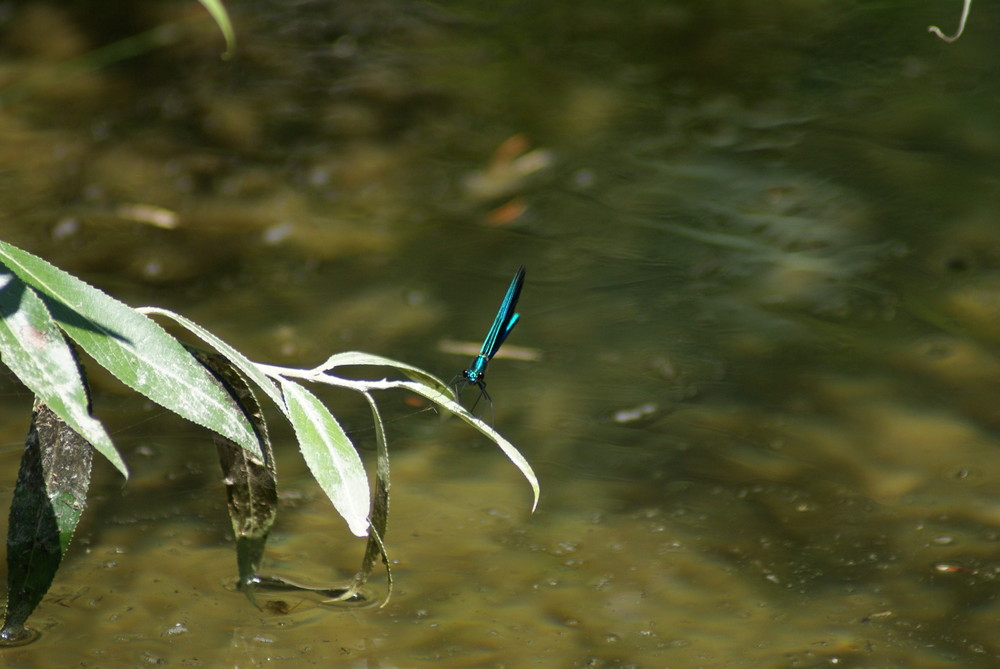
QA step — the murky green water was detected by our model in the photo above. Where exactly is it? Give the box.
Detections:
[3,0,1000,665]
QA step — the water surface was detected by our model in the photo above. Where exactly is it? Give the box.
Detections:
[2,0,1000,666]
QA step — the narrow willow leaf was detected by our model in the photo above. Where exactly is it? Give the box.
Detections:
[2,401,92,644]
[198,0,236,58]
[334,524,389,607]
[139,307,289,421]
[354,392,393,605]
[928,0,973,42]
[0,268,126,477]
[315,351,453,395]
[399,381,539,512]
[190,349,277,597]
[0,241,261,462]
[280,380,370,537]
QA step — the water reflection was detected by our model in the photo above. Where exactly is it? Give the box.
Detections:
[3,0,1000,666]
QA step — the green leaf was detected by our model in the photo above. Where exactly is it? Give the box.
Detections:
[0,268,126,477]
[280,379,370,537]
[198,0,236,59]
[0,241,261,463]
[139,307,289,421]
[353,391,392,605]
[2,401,93,644]
[316,351,454,395]
[191,349,277,603]
[401,381,540,512]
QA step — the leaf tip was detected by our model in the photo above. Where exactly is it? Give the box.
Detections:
[349,518,371,538]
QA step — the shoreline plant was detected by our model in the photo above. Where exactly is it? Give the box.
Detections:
[0,240,538,645]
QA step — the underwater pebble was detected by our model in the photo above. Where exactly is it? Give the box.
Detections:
[164,622,188,636]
